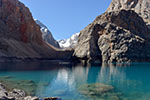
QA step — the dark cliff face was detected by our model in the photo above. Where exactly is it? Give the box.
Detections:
[74,10,150,63]
[0,0,73,59]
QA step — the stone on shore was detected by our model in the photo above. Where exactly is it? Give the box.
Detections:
[24,96,39,100]
[0,82,60,100]
[43,97,61,100]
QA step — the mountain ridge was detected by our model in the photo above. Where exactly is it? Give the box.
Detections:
[35,20,60,48]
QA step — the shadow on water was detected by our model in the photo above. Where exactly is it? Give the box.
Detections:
[0,62,150,100]
[0,61,73,71]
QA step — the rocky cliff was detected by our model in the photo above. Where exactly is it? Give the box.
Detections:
[0,0,72,60]
[35,20,60,48]
[73,9,150,63]
[107,0,150,23]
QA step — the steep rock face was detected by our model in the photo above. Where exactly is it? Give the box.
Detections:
[35,20,60,48]
[0,0,72,59]
[0,0,42,44]
[95,10,150,39]
[73,24,102,62]
[74,10,150,63]
[98,23,149,63]
[107,0,150,23]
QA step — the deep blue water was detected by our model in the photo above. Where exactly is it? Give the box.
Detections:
[0,62,150,100]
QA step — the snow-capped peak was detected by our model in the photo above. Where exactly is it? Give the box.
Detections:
[58,32,80,49]
[35,19,60,48]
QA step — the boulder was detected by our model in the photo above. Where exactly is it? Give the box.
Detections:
[24,96,39,100]
[0,83,8,98]
[8,89,26,100]
[43,97,61,100]
[0,83,61,100]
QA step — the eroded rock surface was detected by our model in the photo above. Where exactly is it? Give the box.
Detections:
[107,0,150,23]
[74,10,150,63]
[73,24,102,63]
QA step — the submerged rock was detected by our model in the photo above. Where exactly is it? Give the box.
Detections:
[78,83,122,100]
[78,83,114,95]
[0,78,37,96]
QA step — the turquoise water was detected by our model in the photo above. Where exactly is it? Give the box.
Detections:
[0,62,150,100]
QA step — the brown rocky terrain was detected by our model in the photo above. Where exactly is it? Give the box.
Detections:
[107,0,150,23]
[73,9,150,63]
[0,0,73,60]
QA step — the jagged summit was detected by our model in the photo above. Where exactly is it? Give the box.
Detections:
[107,0,150,23]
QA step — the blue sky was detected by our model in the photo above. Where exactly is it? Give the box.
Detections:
[19,0,111,40]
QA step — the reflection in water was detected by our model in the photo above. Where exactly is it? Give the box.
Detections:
[99,63,127,88]
[0,62,150,100]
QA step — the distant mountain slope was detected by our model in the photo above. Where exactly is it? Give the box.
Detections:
[58,32,80,49]
[35,20,60,48]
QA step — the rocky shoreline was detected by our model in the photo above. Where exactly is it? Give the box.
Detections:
[0,83,61,100]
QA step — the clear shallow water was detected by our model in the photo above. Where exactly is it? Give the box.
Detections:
[0,62,150,100]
